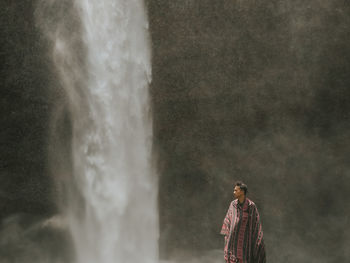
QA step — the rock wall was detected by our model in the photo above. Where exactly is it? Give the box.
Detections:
[0,2,73,262]
[147,0,350,261]
[0,0,55,219]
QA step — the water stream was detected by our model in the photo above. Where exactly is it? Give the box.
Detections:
[37,1,158,262]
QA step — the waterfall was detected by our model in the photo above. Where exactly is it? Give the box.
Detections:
[36,0,158,262]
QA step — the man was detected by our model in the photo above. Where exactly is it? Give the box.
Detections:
[220,181,266,263]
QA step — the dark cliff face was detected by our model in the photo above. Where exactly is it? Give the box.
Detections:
[147,0,350,261]
[0,1,73,262]
[1,0,350,262]
[0,0,55,218]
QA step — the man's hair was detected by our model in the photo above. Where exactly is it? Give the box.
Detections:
[235,181,248,195]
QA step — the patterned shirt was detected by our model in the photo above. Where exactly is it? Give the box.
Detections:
[220,198,266,263]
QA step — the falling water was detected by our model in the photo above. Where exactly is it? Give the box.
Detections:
[36,0,158,262]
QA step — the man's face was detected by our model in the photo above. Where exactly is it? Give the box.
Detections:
[233,186,244,199]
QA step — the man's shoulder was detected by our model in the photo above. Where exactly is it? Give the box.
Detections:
[246,198,256,207]
[231,199,256,207]
[230,199,256,205]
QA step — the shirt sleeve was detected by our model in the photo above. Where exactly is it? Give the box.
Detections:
[220,202,233,235]
[251,204,266,263]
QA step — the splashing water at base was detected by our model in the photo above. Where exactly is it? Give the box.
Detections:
[36,0,158,262]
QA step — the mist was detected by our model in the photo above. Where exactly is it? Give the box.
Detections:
[1,0,350,262]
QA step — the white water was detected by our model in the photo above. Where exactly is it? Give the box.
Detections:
[37,0,158,262]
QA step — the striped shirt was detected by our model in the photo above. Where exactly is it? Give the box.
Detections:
[220,198,266,263]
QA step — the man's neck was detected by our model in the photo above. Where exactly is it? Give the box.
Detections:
[238,196,246,204]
